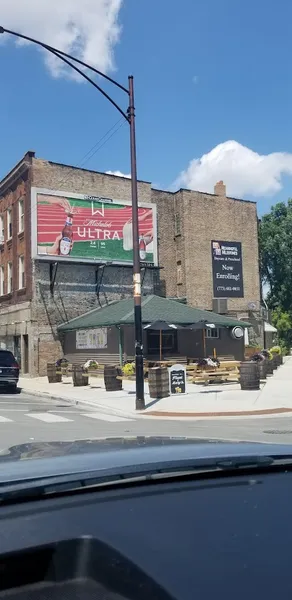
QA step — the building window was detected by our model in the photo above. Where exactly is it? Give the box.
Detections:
[18,255,25,289]
[0,266,4,296]
[7,262,12,294]
[0,216,4,244]
[7,209,12,240]
[174,214,181,236]
[147,331,178,355]
[206,327,219,339]
[18,199,24,233]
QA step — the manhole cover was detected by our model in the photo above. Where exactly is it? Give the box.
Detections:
[263,430,292,435]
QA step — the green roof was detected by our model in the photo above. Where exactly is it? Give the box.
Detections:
[58,294,251,332]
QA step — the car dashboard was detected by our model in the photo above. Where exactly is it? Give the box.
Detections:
[0,468,291,600]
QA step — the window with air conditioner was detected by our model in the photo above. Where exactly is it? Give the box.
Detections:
[18,255,25,289]
[18,199,24,233]
[7,262,12,293]
[7,209,12,240]
[0,266,4,296]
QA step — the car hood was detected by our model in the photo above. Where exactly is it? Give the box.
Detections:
[0,436,291,484]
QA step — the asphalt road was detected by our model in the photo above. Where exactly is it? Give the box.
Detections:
[0,390,292,451]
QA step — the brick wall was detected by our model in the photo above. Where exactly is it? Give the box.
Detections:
[29,158,156,374]
[151,189,176,298]
[0,169,32,307]
[153,185,261,313]
[32,158,152,203]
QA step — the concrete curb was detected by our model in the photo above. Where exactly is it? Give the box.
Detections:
[20,388,139,419]
[146,407,292,417]
[21,387,292,420]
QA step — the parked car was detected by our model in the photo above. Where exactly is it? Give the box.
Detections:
[0,350,19,391]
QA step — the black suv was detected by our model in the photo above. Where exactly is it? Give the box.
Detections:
[0,351,19,391]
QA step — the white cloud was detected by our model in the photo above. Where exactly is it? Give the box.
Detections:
[106,170,130,178]
[175,140,292,198]
[0,0,123,78]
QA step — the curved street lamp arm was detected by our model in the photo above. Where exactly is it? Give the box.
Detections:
[0,26,129,95]
[45,46,129,123]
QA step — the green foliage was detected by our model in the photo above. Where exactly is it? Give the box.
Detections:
[123,362,135,376]
[271,307,292,353]
[270,345,281,355]
[260,202,292,353]
[260,199,292,311]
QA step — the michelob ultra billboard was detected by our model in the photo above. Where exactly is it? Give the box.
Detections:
[31,188,158,265]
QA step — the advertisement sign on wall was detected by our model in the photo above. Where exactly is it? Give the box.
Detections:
[32,188,158,265]
[76,328,108,350]
[211,240,244,298]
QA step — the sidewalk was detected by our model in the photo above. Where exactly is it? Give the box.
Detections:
[19,356,292,419]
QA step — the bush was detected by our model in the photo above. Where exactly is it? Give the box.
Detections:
[55,357,68,367]
[123,362,135,376]
[270,345,281,355]
[83,359,99,370]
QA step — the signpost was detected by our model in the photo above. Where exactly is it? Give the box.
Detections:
[211,240,244,298]
[169,364,187,395]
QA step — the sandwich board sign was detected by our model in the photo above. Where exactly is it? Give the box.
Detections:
[168,364,186,395]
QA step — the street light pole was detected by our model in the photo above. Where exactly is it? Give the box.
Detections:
[0,25,145,410]
[128,76,144,409]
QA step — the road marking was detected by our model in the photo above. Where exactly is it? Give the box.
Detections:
[0,415,13,423]
[81,412,133,422]
[26,413,73,423]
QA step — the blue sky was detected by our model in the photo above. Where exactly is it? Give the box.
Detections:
[1,0,292,215]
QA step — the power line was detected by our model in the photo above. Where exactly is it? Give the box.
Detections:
[56,117,125,190]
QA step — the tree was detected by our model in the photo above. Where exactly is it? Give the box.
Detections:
[271,307,292,352]
[260,199,292,312]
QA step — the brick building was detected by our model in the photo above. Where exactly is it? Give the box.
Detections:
[153,180,262,321]
[0,152,262,376]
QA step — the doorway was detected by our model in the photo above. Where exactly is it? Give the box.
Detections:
[13,335,21,369]
[23,335,29,374]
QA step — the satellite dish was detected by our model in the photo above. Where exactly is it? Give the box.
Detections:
[231,326,244,340]
[248,302,257,310]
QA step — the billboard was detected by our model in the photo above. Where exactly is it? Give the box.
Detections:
[211,240,244,298]
[31,188,158,265]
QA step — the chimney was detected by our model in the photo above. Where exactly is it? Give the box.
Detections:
[214,180,226,196]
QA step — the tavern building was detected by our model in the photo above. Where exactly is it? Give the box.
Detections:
[0,151,263,375]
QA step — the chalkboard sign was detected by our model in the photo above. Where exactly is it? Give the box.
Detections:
[168,364,186,395]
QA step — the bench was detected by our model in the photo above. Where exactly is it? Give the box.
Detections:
[193,369,239,385]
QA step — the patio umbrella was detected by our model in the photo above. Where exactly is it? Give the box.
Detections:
[187,321,218,357]
[143,320,182,361]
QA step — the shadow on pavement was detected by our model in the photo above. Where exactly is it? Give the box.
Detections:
[0,386,22,395]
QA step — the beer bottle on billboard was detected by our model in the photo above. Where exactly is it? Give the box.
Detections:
[139,236,146,261]
[59,213,73,256]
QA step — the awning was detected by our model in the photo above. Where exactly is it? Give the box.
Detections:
[264,321,277,333]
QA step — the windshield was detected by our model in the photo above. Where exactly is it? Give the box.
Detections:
[0,2,291,472]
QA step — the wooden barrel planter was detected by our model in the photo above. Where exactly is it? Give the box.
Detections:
[47,363,62,383]
[73,365,88,387]
[148,367,169,399]
[239,362,260,391]
[271,356,278,371]
[266,358,274,376]
[258,360,268,380]
[104,365,123,392]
